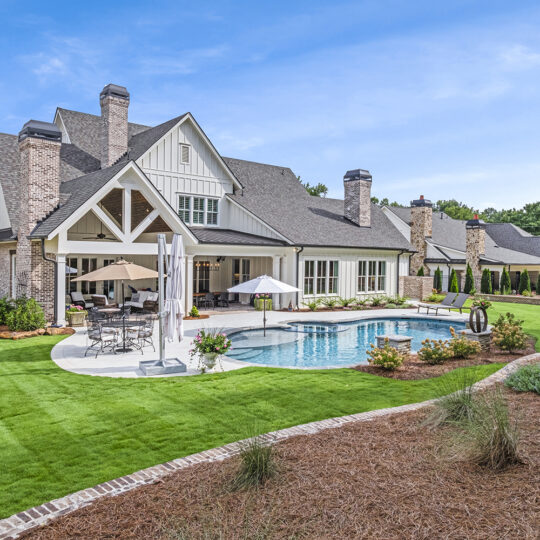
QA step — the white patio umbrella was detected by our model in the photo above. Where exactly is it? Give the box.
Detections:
[228,275,299,336]
[164,233,184,342]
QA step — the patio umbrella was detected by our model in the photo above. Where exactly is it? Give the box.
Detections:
[72,260,158,352]
[228,275,299,336]
[164,234,184,342]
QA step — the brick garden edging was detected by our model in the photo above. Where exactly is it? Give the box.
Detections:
[1,353,538,540]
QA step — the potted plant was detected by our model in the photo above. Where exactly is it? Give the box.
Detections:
[65,304,87,327]
[190,329,232,373]
[254,293,272,311]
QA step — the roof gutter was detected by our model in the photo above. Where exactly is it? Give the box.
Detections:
[41,239,58,326]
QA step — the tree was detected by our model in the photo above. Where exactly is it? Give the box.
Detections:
[464,264,475,294]
[501,267,512,295]
[433,266,442,292]
[434,200,478,221]
[417,267,425,276]
[449,268,459,293]
[371,196,403,207]
[481,268,492,294]
[536,273,540,295]
[297,176,328,197]
[518,269,531,295]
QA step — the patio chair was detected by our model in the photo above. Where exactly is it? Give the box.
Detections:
[91,294,117,308]
[417,292,458,315]
[87,307,106,323]
[202,292,215,309]
[85,320,117,358]
[217,292,229,308]
[70,291,94,309]
[134,315,155,352]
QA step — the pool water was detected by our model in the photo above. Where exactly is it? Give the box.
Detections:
[226,318,465,368]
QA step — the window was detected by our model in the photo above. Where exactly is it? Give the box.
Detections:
[304,260,339,295]
[81,258,97,294]
[67,257,78,293]
[194,260,210,293]
[358,260,388,293]
[178,196,190,223]
[178,195,219,226]
[180,144,190,164]
[103,259,115,300]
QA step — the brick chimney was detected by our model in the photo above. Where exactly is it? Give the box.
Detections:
[344,169,372,227]
[409,195,432,276]
[466,214,486,291]
[16,120,61,315]
[100,84,129,168]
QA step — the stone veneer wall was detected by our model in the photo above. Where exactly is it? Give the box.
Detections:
[465,225,485,291]
[399,275,433,300]
[344,178,371,227]
[0,244,12,298]
[482,293,540,305]
[409,206,432,276]
[100,94,129,168]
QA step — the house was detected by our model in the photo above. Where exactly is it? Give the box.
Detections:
[382,197,540,291]
[0,84,415,324]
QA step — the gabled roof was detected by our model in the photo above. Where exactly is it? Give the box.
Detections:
[0,133,19,233]
[224,157,413,250]
[189,227,287,246]
[485,223,540,257]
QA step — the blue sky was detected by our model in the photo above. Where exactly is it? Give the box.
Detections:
[1,1,540,209]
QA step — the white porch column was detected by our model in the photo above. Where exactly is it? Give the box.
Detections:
[185,254,193,313]
[272,255,281,310]
[56,254,67,326]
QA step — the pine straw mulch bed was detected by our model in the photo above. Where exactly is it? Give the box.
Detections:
[25,388,539,540]
[353,338,537,380]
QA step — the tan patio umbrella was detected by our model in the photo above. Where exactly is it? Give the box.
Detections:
[72,260,158,352]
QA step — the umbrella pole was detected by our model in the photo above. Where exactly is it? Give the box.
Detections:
[117,280,132,353]
[158,233,166,363]
[263,296,266,337]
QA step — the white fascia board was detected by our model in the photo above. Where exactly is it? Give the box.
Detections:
[53,109,71,144]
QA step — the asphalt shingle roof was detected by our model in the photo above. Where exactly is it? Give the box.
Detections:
[189,227,287,246]
[0,133,19,233]
[224,157,413,250]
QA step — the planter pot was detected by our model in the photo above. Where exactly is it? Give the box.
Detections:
[66,311,86,327]
[254,298,272,311]
[201,352,220,372]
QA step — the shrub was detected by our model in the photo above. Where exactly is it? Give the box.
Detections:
[449,268,459,293]
[464,264,475,294]
[536,273,540,295]
[381,295,408,306]
[447,388,521,470]
[424,292,444,303]
[385,303,397,309]
[416,267,425,276]
[505,363,540,395]
[521,289,532,297]
[0,297,14,326]
[338,297,355,307]
[232,434,276,489]
[302,299,321,311]
[5,297,46,332]
[320,297,339,309]
[433,266,443,292]
[500,267,511,295]
[370,296,385,307]
[480,268,492,294]
[367,338,406,370]
[188,305,200,317]
[518,269,531,295]
[492,313,527,353]
[448,327,481,358]
[418,338,452,364]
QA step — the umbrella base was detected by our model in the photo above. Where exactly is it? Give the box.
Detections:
[139,358,187,376]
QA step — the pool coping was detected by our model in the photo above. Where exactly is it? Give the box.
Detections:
[1,352,538,540]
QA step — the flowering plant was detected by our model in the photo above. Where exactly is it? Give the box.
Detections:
[471,296,492,310]
[66,304,87,314]
[255,293,270,299]
[190,329,232,358]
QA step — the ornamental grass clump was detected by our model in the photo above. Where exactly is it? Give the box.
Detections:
[232,434,277,490]
[418,338,452,365]
[492,313,527,353]
[367,338,406,371]
[448,327,481,359]
[302,299,321,311]
[320,297,339,309]
[370,296,385,307]
[505,363,540,395]
[338,297,355,307]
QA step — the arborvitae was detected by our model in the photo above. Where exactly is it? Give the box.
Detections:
[480,268,492,294]
[449,268,459,293]
[518,269,531,295]
[536,273,540,296]
[433,266,442,292]
[464,264,475,294]
[501,267,511,295]
[416,267,425,276]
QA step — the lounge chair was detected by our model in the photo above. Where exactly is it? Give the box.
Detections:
[450,293,470,314]
[70,291,94,309]
[417,292,457,315]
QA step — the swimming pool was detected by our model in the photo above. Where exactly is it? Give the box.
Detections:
[226,317,465,368]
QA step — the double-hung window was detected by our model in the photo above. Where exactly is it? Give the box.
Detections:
[358,260,388,293]
[177,195,219,226]
[206,199,218,225]
[192,197,205,224]
[304,259,339,295]
[377,261,386,291]
[304,261,315,295]
[178,196,190,223]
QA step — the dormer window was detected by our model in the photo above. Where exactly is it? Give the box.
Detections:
[180,144,190,164]
[177,194,219,226]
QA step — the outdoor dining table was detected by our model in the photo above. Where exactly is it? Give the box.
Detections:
[101,319,146,353]
[98,308,121,319]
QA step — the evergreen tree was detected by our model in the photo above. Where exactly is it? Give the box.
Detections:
[449,268,459,293]
[416,267,425,276]
[536,273,540,295]
[518,269,531,295]
[481,268,492,294]
[433,266,442,292]
[464,264,475,294]
[501,267,511,295]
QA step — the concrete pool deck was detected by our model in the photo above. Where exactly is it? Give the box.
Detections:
[51,307,469,378]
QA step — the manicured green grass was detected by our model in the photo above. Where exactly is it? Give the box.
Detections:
[0,336,504,518]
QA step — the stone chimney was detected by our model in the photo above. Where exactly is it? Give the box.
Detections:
[466,214,486,291]
[16,120,62,315]
[409,195,432,276]
[100,84,129,168]
[344,169,372,227]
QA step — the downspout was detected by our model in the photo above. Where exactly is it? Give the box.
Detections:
[396,250,406,295]
[41,238,58,326]
[295,246,304,308]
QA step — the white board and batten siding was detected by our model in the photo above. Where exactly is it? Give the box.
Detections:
[222,199,284,241]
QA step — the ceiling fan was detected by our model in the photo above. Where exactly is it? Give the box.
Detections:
[83,221,116,241]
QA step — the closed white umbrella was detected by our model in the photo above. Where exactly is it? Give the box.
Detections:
[164,233,184,341]
[228,275,299,335]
